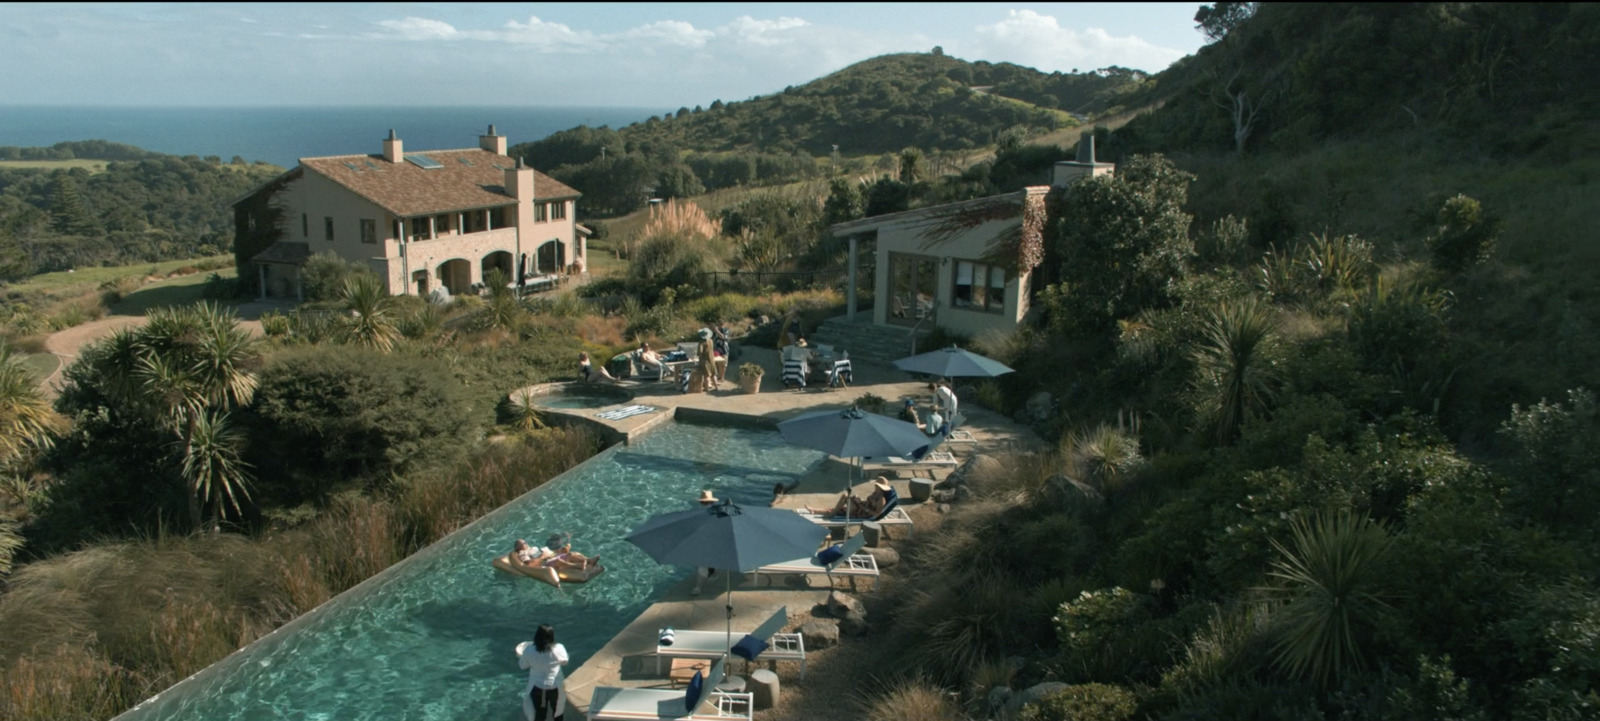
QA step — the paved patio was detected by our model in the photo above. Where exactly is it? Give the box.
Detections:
[526,343,1037,719]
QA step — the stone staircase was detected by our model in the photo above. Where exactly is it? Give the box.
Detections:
[810,313,935,365]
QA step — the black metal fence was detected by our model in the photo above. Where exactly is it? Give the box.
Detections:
[696,268,850,294]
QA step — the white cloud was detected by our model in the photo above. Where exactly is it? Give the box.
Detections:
[620,20,714,48]
[375,17,460,40]
[717,16,809,46]
[969,9,1184,73]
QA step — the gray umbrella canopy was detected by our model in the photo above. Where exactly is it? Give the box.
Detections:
[625,500,827,573]
[776,406,931,460]
[893,345,1015,378]
[627,500,827,663]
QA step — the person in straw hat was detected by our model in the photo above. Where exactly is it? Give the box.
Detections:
[808,477,893,519]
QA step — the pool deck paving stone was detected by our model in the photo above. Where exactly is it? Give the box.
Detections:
[541,343,1040,719]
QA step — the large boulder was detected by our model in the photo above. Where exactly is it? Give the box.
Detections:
[798,619,839,649]
[986,686,1015,717]
[863,546,900,568]
[826,590,865,619]
[963,454,1005,484]
[1006,682,1070,718]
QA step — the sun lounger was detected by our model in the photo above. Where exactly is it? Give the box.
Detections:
[753,533,879,590]
[588,659,752,720]
[796,488,914,536]
[655,607,807,678]
[860,451,958,475]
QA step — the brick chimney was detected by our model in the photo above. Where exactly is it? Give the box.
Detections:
[382,129,403,163]
[479,124,507,156]
[505,156,535,201]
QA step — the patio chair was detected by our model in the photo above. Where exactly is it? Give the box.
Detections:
[825,358,852,389]
[588,659,753,721]
[655,607,807,679]
[753,532,879,590]
[780,359,807,390]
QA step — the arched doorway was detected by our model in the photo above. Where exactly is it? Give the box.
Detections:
[437,258,471,296]
[481,251,513,287]
[536,240,564,275]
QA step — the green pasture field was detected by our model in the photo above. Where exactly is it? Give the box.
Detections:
[3,255,233,297]
[112,265,238,315]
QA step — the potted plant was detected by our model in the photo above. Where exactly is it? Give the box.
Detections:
[738,362,765,394]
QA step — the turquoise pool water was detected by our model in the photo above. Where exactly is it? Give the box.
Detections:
[115,423,825,721]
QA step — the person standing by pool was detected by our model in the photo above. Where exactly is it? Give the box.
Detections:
[518,624,568,721]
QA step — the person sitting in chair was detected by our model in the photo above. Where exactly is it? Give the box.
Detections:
[635,342,665,378]
[809,477,892,519]
[898,399,922,428]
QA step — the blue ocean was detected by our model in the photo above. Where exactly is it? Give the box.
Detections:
[0,106,671,168]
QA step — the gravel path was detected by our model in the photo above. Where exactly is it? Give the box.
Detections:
[37,302,278,399]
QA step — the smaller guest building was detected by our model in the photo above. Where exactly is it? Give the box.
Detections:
[232,126,584,299]
[829,140,1114,338]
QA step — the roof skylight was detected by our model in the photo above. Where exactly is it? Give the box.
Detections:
[406,154,444,169]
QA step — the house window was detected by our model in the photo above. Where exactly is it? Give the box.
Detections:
[550,201,567,221]
[360,219,377,244]
[489,207,507,228]
[410,217,430,240]
[324,216,335,241]
[435,213,450,235]
[953,261,1006,314]
[302,213,308,237]
[535,203,548,223]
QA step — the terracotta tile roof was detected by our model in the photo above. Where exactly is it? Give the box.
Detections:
[299,148,580,218]
[250,241,311,265]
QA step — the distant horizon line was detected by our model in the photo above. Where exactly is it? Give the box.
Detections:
[0,103,675,110]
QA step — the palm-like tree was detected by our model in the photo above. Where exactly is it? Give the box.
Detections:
[1260,510,1394,687]
[180,411,253,530]
[1191,297,1277,444]
[77,303,258,531]
[481,268,523,332]
[343,274,400,352]
[0,344,63,465]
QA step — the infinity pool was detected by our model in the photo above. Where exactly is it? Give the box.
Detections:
[115,422,825,721]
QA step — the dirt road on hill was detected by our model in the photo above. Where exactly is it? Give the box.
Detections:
[37,302,278,399]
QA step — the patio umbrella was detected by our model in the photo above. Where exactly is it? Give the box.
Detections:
[776,406,930,520]
[893,345,1015,378]
[626,499,827,661]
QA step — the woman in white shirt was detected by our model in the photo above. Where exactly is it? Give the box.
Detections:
[518,624,568,721]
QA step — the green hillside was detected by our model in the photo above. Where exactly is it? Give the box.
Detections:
[0,142,283,280]
[508,53,1155,215]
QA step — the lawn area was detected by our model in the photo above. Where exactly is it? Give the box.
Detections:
[112,266,238,315]
[0,159,110,173]
[18,352,59,384]
[3,255,233,297]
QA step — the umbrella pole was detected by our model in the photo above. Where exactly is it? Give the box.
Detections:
[725,570,735,673]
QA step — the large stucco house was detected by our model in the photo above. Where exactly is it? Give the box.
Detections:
[232,126,584,299]
[829,141,1114,338]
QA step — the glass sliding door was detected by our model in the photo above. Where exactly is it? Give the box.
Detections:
[887,252,938,327]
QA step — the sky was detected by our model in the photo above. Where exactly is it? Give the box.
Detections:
[3,2,1210,108]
